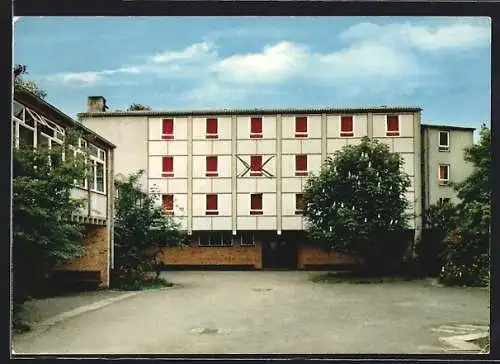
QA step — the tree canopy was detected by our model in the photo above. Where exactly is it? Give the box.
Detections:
[303,137,412,270]
[127,103,152,111]
[13,64,47,99]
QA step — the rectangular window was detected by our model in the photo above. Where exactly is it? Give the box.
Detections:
[250,117,263,138]
[250,155,262,176]
[206,118,218,139]
[439,165,450,184]
[18,124,34,148]
[162,194,174,215]
[162,118,174,140]
[250,193,263,215]
[162,156,174,177]
[206,156,218,177]
[240,232,256,246]
[95,162,104,192]
[439,131,450,151]
[295,193,305,215]
[295,116,308,137]
[295,155,308,176]
[198,232,233,247]
[386,115,400,136]
[206,194,218,215]
[340,116,354,137]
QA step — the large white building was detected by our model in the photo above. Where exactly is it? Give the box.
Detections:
[79,97,424,269]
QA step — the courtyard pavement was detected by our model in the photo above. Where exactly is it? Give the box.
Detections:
[12,271,490,355]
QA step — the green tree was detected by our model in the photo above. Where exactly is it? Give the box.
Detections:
[12,130,88,330]
[303,137,412,274]
[13,64,47,99]
[112,171,187,289]
[418,199,457,276]
[127,103,151,111]
[439,125,490,286]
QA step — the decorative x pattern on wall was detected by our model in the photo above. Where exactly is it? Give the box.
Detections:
[236,155,275,178]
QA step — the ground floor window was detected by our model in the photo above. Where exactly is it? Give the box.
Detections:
[198,231,233,247]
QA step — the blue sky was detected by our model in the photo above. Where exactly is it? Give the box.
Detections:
[13,16,490,135]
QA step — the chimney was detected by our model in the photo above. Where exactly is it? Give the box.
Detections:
[87,96,108,112]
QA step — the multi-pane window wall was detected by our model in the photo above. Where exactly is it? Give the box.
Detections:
[12,100,107,193]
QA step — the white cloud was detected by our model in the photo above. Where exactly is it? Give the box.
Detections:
[150,42,216,64]
[214,41,308,84]
[13,16,20,24]
[340,20,490,51]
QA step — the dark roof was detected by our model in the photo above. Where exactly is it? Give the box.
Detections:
[14,87,115,148]
[78,105,422,118]
[421,123,476,131]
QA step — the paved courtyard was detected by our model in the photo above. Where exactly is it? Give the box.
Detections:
[12,271,489,355]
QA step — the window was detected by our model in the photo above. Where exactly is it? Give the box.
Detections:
[250,117,263,138]
[162,118,174,140]
[295,116,308,137]
[439,165,450,184]
[18,124,34,148]
[295,155,308,176]
[240,232,256,246]
[295,193,305,215]
[198,232,233,247]
[162,156,174,177]
[206,156,218,177]
[439,197,451,204]
[250,155,262,176]
[250,193,263,215]
[206,118,218,139]
[162,194,174,215]
[206,194,218,215]
[386,115,400,136]
[90,143,106,193]
[340,116,354,137]
[439,131,450,151]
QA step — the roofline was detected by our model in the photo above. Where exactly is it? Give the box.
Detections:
[14,87,116,148]
[78,106,422,118]
[421,123,476,131]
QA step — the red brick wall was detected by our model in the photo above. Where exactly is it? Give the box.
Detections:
[297,244,360,269]
[56,225,110,287]
[158,241,262,269]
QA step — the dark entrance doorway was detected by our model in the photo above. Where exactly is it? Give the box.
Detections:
[262,238,297,269]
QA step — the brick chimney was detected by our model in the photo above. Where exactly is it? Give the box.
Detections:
[87,96,108,112]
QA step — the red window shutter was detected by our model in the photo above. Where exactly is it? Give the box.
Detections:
[250,155,262,176]
[439,166,448,180]
[162,194,174,215]
[206,118,218,138]
[295,116,307,136]
[206,194,218,214]
[387,115,399,136]
[162,118,174,139]
[295,155,308,176]
[340,116,354,136]
[162,156,174,176]
[250,193,263,214]
[295,193,304,214]
[206,156,218,176]
[250,117,263,138]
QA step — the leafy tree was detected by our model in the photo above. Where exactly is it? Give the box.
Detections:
[303,137,412,274]
[112,170,187,289]
[13,64,47,99]
[127,103,151,111]
[12,129,88,330]
[439,125,490,286]
[417,199,457,276]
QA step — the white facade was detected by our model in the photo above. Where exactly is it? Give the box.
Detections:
[80,105,423,242]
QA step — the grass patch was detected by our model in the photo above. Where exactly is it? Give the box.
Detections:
[471,336,489,353]
[310,271,419,284]
[116,277,174,291]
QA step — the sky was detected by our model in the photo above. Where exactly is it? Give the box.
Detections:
[13,16,490,137]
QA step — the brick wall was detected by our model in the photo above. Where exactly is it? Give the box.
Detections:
[56,225,110,287]
[158,241,262,268]
[297,244,360,269]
